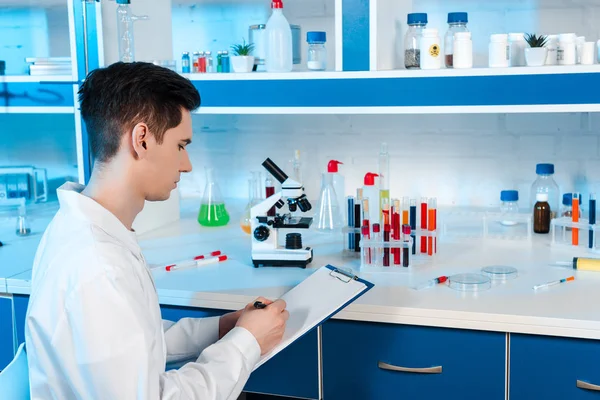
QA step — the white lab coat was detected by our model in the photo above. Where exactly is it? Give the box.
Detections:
[25,182,260,399]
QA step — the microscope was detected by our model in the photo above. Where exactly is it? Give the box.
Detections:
[251,158,313,268]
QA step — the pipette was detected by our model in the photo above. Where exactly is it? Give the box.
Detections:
[166,255,228,272]
[533,276,574,290]
[152,250,222,270]
[413,275,448,290]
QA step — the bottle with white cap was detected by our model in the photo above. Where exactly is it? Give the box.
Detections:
[533,193,551,234]
[420,28,442,69]
[489,34,509,67]
[558,33,576,65]
[530,163,560,219]
[453,31,473,68]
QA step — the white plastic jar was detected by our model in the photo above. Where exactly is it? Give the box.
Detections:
[489,34,509,68]
[508,33,526,67]
[453,31,472,68]
[420,28,441,69]
[545,35,559,65]
[558,33,576,65]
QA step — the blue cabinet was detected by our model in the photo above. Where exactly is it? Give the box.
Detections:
[160,305,319,399]
[323,320,505,400]
[0,296,14,371]
[12,295,29,347]
[511,333,600,399]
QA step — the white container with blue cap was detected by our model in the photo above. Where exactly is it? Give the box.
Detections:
[307,31,327,71]
[500,190,520,226]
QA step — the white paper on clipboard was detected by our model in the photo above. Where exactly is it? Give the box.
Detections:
[253,265,374,370]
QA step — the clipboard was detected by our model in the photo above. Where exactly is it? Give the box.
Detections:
[254,265,374,370]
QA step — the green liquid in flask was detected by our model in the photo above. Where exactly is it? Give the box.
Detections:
[198,203,230,227]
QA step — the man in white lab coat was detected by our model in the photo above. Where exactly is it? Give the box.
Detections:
[25,62,289,399]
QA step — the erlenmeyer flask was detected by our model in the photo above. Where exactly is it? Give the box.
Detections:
[315,172,344,231]
[198,167,230,227]
[240,176,258,234]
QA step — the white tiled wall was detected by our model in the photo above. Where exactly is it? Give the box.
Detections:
[180,112,600,209]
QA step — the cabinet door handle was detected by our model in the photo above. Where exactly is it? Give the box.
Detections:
[577,380,600,391]
[378,361,442,374]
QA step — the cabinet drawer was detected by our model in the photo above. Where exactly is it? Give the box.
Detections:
[323,320,505,400]
[0,296,14,371]
[511,333,600,399]
[160,305,319,399]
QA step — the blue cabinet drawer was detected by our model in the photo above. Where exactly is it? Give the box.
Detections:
[160,305,319,399]
[323,320,505,400]
[0,296,15,371]
[511,333,600,399]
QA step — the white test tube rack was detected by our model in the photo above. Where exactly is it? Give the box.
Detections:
[550,217,600,252]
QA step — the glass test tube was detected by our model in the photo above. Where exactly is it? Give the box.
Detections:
[361,225,371,266]
[372,224,382,267]
[402,224,411,267]
[402,196,409,225]
[590,193,596,249]
[266,175,275,216]
[362,198,371,263]
[410,199,417,255]
[428,197,437,256]
[420,197,428,254]
[383,223,391,266]
[573,192,580,246]
[392,199,401,265]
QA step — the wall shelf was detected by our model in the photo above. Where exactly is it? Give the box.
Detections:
[188,66,600,114]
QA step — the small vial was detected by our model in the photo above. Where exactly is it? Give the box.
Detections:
[205,51,214,73]
[181,51,191,73]
[15,203,31,237]
[500,190,519,226]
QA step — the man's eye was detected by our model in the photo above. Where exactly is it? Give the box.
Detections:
[179,145,185,151]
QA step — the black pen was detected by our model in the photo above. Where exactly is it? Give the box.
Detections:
[254,301,267,309]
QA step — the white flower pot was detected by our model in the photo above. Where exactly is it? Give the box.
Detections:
[231,56,255,73]
[525,47,548,67]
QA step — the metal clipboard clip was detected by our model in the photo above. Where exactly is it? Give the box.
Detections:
[329,267,358,283]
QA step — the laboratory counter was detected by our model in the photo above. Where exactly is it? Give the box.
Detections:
[2,211,600,399]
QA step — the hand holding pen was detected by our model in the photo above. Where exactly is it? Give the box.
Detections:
[237,297,289,356]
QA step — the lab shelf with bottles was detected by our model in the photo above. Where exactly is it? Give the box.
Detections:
[187,65,600,114]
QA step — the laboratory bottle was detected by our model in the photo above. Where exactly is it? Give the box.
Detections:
[444,12,469,68]
[533,193,551,234]
[307,31,327,71]
[378,143,390,222]
[508,33,527,67]
[545,35,559,65]
[561,193,583,232]
[530,163,560,219]
[265,0,293,73]
[290,150,302,183]
[116,0,148,63]
[403,13,428,69]
[453,32,473,69]
[558,33,577,65]
[315,172,343,231]
[420,29,442,70]
[198,167,230,227]
[15,202,31,236]
[489,34,509,68]
[363,172,380,224]
[327,160,345,220]
[500,190,519,226]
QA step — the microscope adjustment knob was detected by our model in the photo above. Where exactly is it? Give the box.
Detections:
[253,225,270,242]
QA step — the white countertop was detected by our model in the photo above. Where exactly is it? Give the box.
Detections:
[3,205,600,340]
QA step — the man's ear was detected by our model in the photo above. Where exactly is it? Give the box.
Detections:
[131,123,149,159]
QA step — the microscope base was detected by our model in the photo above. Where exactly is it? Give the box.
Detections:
[252,248,313,268]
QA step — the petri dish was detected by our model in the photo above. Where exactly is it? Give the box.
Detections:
[448,273,491,292]
[481,265,518,281]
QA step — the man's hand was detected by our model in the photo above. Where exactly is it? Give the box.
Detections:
[219,309,243,339]
[235,297,289,355]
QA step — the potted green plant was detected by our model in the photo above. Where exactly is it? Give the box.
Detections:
[524,33,549,66]
[230,39,255,73]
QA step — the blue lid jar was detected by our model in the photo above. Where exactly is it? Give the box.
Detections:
[448,12,468,23]
[307,31,326,44]
[407,13,428,25]
[501,190,519,202]
[562,193,582,206]
[536,163,555,175]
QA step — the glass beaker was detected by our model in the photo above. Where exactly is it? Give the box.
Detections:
[315,172,344,231]
[198,167,230,227]
[240,176,259,234]
[116,0,148,63]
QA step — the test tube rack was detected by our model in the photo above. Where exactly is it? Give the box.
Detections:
[441,210,532,242]
[342,227,437,272]
[550,217,600,252]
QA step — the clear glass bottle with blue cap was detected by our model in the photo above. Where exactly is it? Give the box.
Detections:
[307,31,327,71]
[500,190,520,226]
[444,12,469,68]
[530,163,560,219]
[561,193,583,231]
[404,13,428,69]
